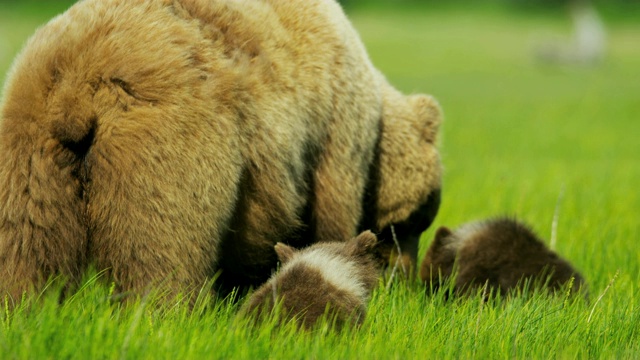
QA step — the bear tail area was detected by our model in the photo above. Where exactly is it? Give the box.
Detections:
[0,98,93,305]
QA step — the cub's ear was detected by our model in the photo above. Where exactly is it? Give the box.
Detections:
[348,230,379,256]
[407,94,442,144]
[274,243,296,264]
[432,226,453,249]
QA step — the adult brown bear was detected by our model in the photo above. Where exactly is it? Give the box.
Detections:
[0,0,442,302]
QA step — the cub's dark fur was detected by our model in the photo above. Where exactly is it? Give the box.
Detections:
[241,231,381,329]
[420,218,585,297]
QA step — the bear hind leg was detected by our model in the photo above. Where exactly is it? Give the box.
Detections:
[0,136,90,305]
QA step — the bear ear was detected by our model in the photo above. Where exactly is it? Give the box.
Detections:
[349,230,379,256]
[274,243,296,264]
[408,94,442,144]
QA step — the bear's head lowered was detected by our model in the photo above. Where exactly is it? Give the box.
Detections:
[360,79,442,274]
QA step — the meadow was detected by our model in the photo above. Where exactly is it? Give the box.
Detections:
[1,1,639,359]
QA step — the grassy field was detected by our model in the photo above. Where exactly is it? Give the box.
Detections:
[1,2,639,359]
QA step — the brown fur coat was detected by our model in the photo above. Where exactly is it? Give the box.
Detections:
[0,0,442,301]
[420,218,586,297]
[241,231,381,329]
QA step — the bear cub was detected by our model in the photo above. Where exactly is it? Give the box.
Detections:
[241,231,382,330]
[420,218,585,297]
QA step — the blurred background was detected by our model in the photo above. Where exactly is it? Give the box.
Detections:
[0,0,638,283]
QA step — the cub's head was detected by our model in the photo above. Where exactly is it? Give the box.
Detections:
[275,230,384,274]
[361,81,443,273]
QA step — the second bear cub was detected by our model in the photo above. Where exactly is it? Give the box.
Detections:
[420,218,585,297]
[242,231,381,329]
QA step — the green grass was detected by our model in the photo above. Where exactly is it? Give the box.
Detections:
[1,3,639,359]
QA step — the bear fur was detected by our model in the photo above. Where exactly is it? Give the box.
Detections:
[0,0,442,302]
[241,230,382,329]
[420,218,586,297]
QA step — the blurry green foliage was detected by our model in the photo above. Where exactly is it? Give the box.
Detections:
[0,0,77,16]
[338,0,640,21]
[339,0,636,6]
